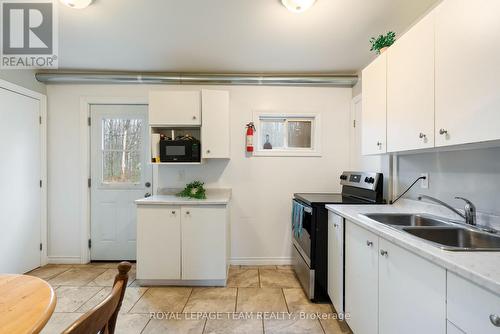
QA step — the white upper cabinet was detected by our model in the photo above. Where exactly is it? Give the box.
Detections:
[149,91,201,126]
[362,53,387,155]
[201,90,230,159]
[435,0,500,147]
[387,12,435,152]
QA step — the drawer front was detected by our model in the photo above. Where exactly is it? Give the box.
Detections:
[447,272,500,334]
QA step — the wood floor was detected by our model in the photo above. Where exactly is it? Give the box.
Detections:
[27,264,351,334]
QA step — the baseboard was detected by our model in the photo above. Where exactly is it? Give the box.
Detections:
[229,257,293,266]
[137,279,226,287]
[47,256,82,264]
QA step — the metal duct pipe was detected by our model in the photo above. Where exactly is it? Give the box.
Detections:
[35,72,358,87]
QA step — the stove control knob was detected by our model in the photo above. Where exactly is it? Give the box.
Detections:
[340,175,348,180]
[364,177,370,183]
[367,177,375,184]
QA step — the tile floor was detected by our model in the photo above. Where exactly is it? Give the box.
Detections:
[28,264,352,334]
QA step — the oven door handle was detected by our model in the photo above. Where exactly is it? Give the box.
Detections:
[303,206,312,214]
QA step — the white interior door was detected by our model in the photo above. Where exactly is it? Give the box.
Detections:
[349,96,382,171]
[90,104,151,261]
[0,87,41,274]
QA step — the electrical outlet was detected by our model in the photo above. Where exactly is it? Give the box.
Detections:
[421,173,429,189]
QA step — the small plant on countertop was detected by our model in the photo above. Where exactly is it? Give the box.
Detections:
[177,181,207,199]
[369,31,396,54]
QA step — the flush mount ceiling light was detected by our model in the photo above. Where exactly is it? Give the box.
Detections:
[281,0,317,13]
[60,0,94,9]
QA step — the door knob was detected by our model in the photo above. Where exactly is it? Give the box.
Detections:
[490,314,500,327]
[144,193,151,198]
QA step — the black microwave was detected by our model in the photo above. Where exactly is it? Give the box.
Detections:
[160,139,201,162]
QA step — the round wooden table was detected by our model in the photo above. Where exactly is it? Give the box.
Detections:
[0,275,56,334]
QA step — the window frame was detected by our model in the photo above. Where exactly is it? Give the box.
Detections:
[97,114,147,190]
[252,111,321,157]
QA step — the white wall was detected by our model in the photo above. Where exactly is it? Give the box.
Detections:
[0,70,45,94]
[46,84,351,263]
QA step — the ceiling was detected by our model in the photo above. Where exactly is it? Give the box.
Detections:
[57,0,440,73]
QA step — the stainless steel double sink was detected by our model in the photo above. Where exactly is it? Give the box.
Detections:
[363,213,500,251]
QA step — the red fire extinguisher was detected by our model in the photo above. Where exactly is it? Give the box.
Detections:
[246,122,256,152]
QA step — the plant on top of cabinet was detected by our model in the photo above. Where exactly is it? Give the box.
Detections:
[370,31,396,54]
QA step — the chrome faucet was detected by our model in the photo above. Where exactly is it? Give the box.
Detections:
[418,195,477,226]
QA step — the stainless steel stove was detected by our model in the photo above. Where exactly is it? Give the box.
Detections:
[292,171,384,302]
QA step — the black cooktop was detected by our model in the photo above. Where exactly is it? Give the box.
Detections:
[294,193,371,206]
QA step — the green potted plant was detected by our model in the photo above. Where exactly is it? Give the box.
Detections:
[369,31,396,54]
[177,181,207,199]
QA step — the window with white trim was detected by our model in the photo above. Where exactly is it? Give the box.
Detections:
[254,113,320,156]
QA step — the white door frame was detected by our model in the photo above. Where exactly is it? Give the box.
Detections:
[79,97,151,264]
[0,79,48,267]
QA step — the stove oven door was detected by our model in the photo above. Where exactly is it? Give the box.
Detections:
[292,200,314,299]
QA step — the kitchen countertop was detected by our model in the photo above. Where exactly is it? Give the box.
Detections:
[135,188,231,205]
[326,199,500,296]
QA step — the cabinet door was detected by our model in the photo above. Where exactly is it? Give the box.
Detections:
[387,12,435,152]
[362,53,387,155]
[137,206,181,280]
[345,222,379,334]
[181,206,227,280]
[327,212,344,315]
[149,91,201,125]
[435,0,500,146]
[378,238,446,334]
[201,90,230,159]
[447,322,466,334]
[447,272,500,334]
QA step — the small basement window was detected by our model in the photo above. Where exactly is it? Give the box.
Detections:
[253,113,320,156]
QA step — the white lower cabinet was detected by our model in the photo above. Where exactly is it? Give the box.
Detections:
[447,272,500,334]
[447,321,466,334]
[181,206,228,280]
[378,238,446,334]
[137,204,229,284]
[327,212,344,315]
[345,222,379,334]
[344,221,446,334]
[137,206,181,280]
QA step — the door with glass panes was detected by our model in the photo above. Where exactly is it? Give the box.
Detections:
[90,104,152,260]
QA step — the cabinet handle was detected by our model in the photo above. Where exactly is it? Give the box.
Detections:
[171,210,176,214]
[206,149,211,154]
[192,116,197,120]
[333,223,338,228]
[490,314,500,327]
[186,211,190,215]
[439,128,448,135]
[366,241,373,247]
[380,250,388,257]
[419,132,426,139]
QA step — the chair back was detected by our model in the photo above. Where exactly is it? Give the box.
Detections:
[62,262,132,334]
